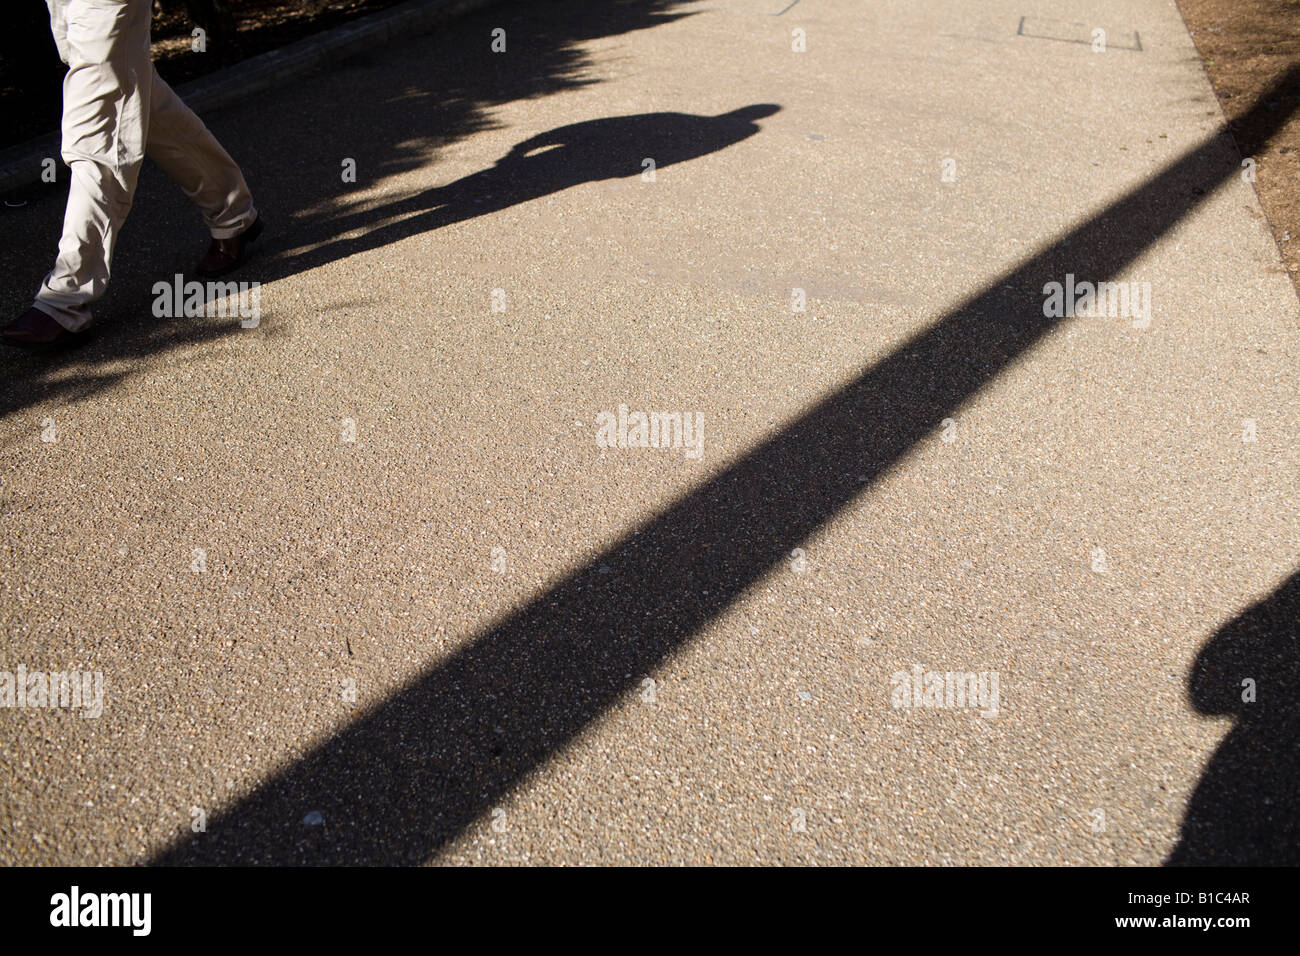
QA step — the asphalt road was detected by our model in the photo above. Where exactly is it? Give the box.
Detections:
[1,0,1297,865]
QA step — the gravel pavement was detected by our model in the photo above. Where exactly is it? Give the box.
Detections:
[1,0,1297,865]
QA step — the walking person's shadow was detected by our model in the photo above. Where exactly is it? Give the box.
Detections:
[265,104,781,280]
[1167,569,1300,864]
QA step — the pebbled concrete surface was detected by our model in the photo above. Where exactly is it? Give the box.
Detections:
[0,0,1297,865]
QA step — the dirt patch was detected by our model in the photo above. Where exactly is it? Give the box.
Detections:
[1176,0,1300,292]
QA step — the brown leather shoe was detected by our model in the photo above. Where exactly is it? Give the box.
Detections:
[196,215,264,278]
[1,307,83,349]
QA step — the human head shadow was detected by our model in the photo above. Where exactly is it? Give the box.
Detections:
[261,105,781,282]
[1166,569,1300,865]
[147,69,1300,866]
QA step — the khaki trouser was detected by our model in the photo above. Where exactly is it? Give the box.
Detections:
[36,0,257,331]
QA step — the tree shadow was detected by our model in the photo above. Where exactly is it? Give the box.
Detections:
[147,67,1300,865]
[1166,569,1300,865]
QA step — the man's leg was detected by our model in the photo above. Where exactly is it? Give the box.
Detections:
[145,67,257,241]
[31,0,154,334]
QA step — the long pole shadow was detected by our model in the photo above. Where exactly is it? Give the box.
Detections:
[151,68,1300,865]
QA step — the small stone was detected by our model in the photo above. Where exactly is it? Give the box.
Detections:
[303,811,324,826]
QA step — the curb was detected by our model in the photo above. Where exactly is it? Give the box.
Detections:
[0,0,503,197]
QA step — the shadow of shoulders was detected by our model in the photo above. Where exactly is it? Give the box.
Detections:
[1167,569,1300,865]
